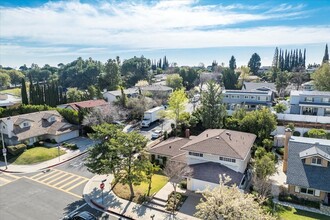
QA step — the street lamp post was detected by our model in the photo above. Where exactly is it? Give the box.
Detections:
[1,123,8,169]
[58,144,61,162]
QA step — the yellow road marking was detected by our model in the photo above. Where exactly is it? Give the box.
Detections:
[0,176,22,187]
[52,169,89,181]
[0,176,10,182]
[2,173,20,179]
[32,171,57,181]
[24,176,81,199]
[30,172,46,180]
[65,179,88,191]
[53,175,75,187]
[40,171,63,183]
[59,177,82,189]
[47,173,70,185]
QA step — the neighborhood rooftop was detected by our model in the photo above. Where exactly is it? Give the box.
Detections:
[148,137,191,158]
[61,99,108,111]
[290,90,330,96]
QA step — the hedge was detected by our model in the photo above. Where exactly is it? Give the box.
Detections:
[61,142,78,150]
[7,144,27,156]
[293,131,301,136]
[279,193,320,209]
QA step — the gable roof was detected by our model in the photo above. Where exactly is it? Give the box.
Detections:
[299,146,330,161]
[181,129,256,159]
[141,85,173,92]
[148,137,191,158]
[0,110,77,141]
[105,88,139,96]
[286,137,330,192]
[242,82,276,92]
[62,99,108,111]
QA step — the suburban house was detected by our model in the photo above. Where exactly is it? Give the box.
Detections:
[0,110,79,145]
[241,82,276,94]
[141,85,173,97]
[283,129,330,209]
[289,90,330,116]
[57,99,109,111]
[148,129,256,191]
[0,93,21,108]
[257,66,272,75]
[103,88,139,103]
[222,90,274,112]
[301,81,315,91]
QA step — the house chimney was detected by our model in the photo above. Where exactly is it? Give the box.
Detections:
[206,133,208,137]
[185,129,190,138]
[283,128,292,173]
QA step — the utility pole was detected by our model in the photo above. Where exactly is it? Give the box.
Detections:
[1,123,8,169]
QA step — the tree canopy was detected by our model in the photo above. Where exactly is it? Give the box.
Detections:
[229,56,236,70]
[312,63,330,91]
[322,44,329,64]
[222,68,238,89]
[166,74,183,90]
[248,53,261,75]
[166,89,188,129]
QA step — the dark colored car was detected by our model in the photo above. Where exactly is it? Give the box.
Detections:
[64,211,97,220]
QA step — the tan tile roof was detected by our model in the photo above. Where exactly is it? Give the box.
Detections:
[148,137,190,158]
[170,153,187,164]
[181,129,256,159]
[1,110,77,141]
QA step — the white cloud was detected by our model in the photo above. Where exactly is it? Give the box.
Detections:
[0,0,329,66]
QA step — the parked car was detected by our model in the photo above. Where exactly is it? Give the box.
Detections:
[64,211,96,220]
[151,129,163,139]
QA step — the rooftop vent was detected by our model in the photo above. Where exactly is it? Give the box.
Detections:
[169,146,171,149]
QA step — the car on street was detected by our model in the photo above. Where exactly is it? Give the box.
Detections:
[151,129,163,139]
[64,211,97,220]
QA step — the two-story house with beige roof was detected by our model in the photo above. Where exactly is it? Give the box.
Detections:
[148,129,256,191]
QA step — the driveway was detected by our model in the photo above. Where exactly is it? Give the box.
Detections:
[179,192,202,216]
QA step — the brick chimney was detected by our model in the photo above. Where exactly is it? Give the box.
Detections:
[283,128,292,173]
[185,129,190,138]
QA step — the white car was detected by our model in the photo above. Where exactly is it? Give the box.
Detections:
[151,130,163,139]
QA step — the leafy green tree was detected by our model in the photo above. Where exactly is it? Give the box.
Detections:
[200,80,226,129]
[179,68,199,90]
[21,78,29,104]
[240,108,277,142]
[195,174,275,220]
[274,103,287,113]
[322,44,329,63]
[7,70,24,86]
[229,56,237,70]
[222,68,238,89]
[121,56,150,87]
[248,53,261,75]
[307,129,327,139]
[145,162,160,197]
[99,58,121,91]
[166,74,183,90]
[0,72,10,88]
[66,88,85,103]
[275,71,289,95]
[166,89,188,133]
[312,63,330,91]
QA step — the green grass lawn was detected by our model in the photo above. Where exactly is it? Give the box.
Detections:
[112,174,169,203]
[0,88,22,97]
[278,205,329,220]
[13,147,66,165]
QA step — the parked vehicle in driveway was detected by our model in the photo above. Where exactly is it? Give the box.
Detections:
[64,211,96,220]
[141,106,165,127]
[151,129,163,139]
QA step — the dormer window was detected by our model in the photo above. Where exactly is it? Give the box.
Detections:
[23,122,29,127]
[49,116,56,122]
[311,157,322,166]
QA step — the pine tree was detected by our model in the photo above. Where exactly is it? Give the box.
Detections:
[21,78,29,104]
[272,47,279,68]
[323,44,329,63]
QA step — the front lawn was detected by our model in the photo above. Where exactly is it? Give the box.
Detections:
[13,147,66,165]
[0,88,22,97]
[112,174,168,203]
[277,205,329,220]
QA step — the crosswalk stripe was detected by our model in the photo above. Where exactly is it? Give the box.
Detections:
[2,173,20,179]
[52,169,89,181]
[40,171,63,183]
[24,176,81,199]
[65,179,88,191]
[0,176,10,182]
[59,177,83,189]
[47,173,70,185]
[53,175,76,187]
[30,172,46,180]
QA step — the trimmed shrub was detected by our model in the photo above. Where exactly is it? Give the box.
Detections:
[275,147,284,156]
[327,132,330,140]
[308,129,327,139]
[61,143,78,150]
[166,192,188,211]
[293,131,301,136]
[303,131,309,137]
[279,193,320,209]
[50,139,57,144]
[179,180,187,189]
[7,144,27,156]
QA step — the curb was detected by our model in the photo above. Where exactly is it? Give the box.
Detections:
[0,150,88,174]
[90,199,135,220]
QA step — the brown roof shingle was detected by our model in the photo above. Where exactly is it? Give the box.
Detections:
[148,137,190,158]
[65,99,108,111]
[181,129,256,159]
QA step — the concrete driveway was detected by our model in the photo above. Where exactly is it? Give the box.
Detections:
[179,192,202,216]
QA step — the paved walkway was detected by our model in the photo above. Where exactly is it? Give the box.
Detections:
[83,174,200,220]
[269,159,287,196]
[0,137,95,173]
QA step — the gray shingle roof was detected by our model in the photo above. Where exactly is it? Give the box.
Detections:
[148,137,190,158]
[189,162,244,185]
[286,137,330,191]
[242,82,276,92]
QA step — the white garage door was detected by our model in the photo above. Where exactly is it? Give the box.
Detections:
[188,178,219,192]
[56,130,79,143]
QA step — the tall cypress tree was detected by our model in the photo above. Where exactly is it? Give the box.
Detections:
[272,47,279,69]
[303,49,306,68]
[21,78,29,105]
[323,44,329,63]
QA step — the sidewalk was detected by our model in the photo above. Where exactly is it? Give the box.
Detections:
[83,174,200,220]
[0,137,95,173]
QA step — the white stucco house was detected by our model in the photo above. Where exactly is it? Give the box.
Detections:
[148,129,256,191]
[0,110,79,145]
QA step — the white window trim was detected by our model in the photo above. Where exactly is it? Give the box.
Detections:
[311,157,322,166]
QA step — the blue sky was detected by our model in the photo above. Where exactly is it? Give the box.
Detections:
[0,0,329,68]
